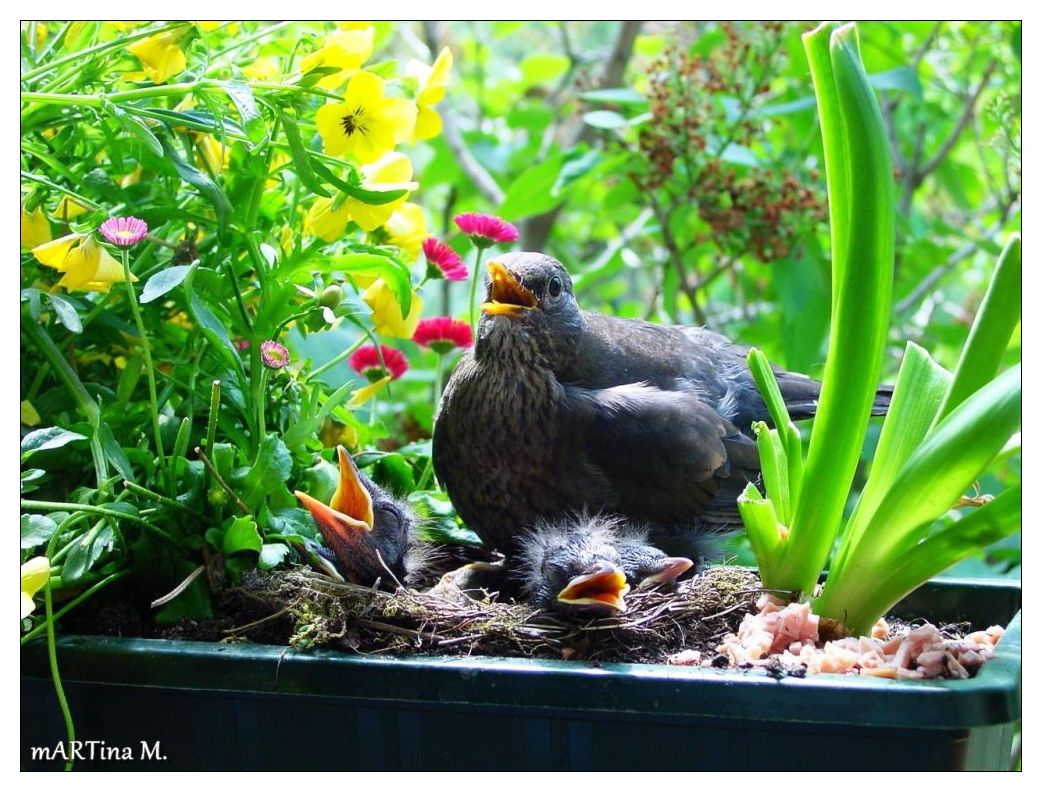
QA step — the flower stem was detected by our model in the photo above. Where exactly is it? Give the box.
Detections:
[309,335,366,381]
[121,249,169,486]
[250,342,267,456]
[468,247,486,331]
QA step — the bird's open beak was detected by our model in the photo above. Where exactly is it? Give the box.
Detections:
[481,261,538,316]
[294,446,379,583]
[557,564,630,613]
[637,557,694,590]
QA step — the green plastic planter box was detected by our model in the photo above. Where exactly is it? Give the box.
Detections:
[21,577,1020,771]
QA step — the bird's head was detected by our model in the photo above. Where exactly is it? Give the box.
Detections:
[476,252,585,365]
[295,446,413,588]
[515,514,631,614]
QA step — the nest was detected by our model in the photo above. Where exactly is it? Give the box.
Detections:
[219,565,763,664]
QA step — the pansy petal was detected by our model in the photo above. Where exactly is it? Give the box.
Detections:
[31,233,82,270]
[347,375,391,408]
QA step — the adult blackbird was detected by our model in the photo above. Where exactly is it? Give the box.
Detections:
[433,252,891,561]
[295,446,429,589]
[515,514,693,613]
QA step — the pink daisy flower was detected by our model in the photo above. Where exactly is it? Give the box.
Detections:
[413,317,473,355]
[454,212,519,248]
[260,340,290,369]
[99,216,148,247]
[350,344,409,382]
[422,237,468,281]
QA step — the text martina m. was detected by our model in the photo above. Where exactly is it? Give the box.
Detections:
[30,740,166,762]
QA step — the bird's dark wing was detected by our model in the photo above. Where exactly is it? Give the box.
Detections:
[560,383,760,526]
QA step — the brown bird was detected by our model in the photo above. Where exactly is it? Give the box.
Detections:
[433,252,891,562]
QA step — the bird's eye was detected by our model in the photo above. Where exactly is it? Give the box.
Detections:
[547,275,563,299]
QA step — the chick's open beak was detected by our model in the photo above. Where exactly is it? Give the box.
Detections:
[638,557,694,590]
[294,446,381,584]
[557,564,630,613]
[481,261,538,316]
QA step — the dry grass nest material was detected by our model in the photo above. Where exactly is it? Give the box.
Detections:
[225,565,762,663]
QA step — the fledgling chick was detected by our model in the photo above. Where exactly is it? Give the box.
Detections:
[295,446,433,590]
[514,514,692,614]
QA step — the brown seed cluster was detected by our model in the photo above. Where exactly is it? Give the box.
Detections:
[629,22,825,263]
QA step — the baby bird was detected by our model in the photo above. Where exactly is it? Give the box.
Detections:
[295,446,430,590]
[514,514,693,614]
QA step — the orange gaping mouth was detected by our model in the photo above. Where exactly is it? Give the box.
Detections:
[481,261,538,316]
[557,566,630,612]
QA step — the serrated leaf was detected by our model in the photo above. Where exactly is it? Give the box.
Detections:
[21,427,88,457]
[242,434,292,510]
[223,515,262,555]
[141,265,192,304]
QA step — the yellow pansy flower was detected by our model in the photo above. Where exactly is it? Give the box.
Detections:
[347,375,391,408]
[53,195,90,221]
[362,279,423,338]
[278,225,295,256]
[32,233,138,293]
[21,556,51,619]
[300,28,374,90]
[127,31,187,84]
[21,400,42,427]
[347,152,418,231]
[21,205,52,249]
[315,71,417,164]
[384,202,427,262]
[409,47,453,141]
[305,196,353,242]
[195,21,238,34]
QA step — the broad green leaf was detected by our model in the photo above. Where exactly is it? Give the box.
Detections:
[265,507,318,540]
[62,523,115,584]
[47,293,82,333]
[498,153,567,221]
[519,52,569,87]
[582,110,628,129]
[21,513,58,549]
[223,516,263,555]
[241,434,292,510]
[579,88,649,106]
[329,252,413,318]
[21,426,87,458]
[140,265,192,304]
[867,66,923,100]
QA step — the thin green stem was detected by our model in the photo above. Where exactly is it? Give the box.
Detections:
[123,480,201,516]
[21,500,180,544]
[468,247,487,331]
[309,336,367,381]
[250,343,266,457]
[43,580,75,771]
[121,248,169,484]
[205,379,221,453]
[20,21,184,82]
[22,570,130,646]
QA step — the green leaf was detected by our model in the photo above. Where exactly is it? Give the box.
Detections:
[867,66,923,100]
[62,524,115,584]
[223,515,263,555]
[160,137,231,235]
[579,88,649,106]
[265,507,317,541]
[519,52,569,87]
[218,80,268,148]
[582,110,629,129]
[552,148,605,195]
[277,110,331,197]
[241,434,292,510]
[341,183,409,206]
[498,153,568,221]
[737,483,783,584]
[184,264,247,388]
[98,420,135,483]
[329,252,413,318]
[21,426,87,458]
[46,293,82,333]
[936,235,1021,421]
[21,514,58,549]
[140,265,192,304]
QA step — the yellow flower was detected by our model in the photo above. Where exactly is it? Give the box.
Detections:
[346,152,417,231]
[195,21,238,34]
[315,71,417,164]
[120,165,143,188]
[21,400,42,427]
[305,196,353,242]
[52,195,90,221]
[127,31,187,84]
[409,47,453,141]
[278,225,295,256]
[21,205,52,250]
[347,375,391,408]
[32,233,137,293]
[362,279,423,338]
[242,56,281,82]
[384,202,427,262]
[21,556,51,619]
[300,28,374,90]
[194,134,229,174]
